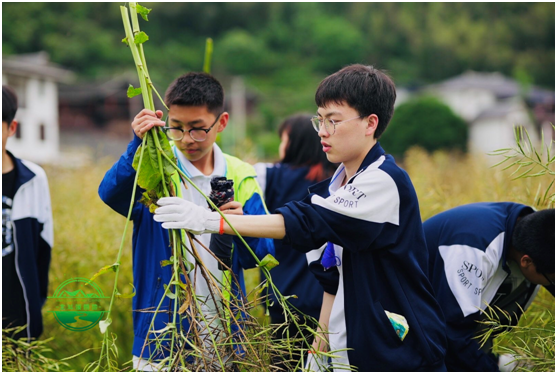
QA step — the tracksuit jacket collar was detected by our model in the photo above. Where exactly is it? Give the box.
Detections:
[7,151,35,193]
[308,141,386,196]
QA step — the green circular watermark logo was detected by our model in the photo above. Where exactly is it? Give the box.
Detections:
[47,277,109,332]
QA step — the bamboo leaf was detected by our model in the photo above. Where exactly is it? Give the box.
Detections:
[491,156,512,169]
[134,31,149,45]
[163,284,177,299]
[502,160,520,171]
[136,3,151,21]
[512,166,534,180]
[89,263,119,284]
[152,324,175,334]
[116,283,136,299]
[259,253,279,270]
[127,84,142,98]
[160,259,173,267]
[178,291,191,314]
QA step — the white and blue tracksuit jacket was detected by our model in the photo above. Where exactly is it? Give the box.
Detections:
[423,202,554,371]
[276,143,447,372]
[4,152,53,339]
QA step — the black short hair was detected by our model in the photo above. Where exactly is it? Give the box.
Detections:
[164,72,224,116]
[315,64,396,139]
[2,85,18,124]
[512,209,555,274]
[278,114,336,182]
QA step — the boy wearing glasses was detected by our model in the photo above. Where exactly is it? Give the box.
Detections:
[423,203,555,372]
[99,72,273,370]
[153,64,448,371]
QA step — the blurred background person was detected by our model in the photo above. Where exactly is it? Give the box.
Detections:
[254,113,336,369]
[2,85,53,341]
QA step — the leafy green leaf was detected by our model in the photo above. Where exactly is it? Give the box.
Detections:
[136,4,152,21]
[160,259,173,267]
[133,141,162,191]
[134,31,149,45]
[127,84,142,98]
[89,263,119,284]
[122,37,129,46]
[116,283,136,299]
[259,254,279,270]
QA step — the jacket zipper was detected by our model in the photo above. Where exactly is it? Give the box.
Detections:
[12,223,32,341]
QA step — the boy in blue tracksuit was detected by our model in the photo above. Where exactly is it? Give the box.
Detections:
[423,203,554,371]
[98,72,273,370]
[154,64,447,371]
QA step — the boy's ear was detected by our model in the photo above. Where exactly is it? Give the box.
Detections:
[520,254,534,269]
[365,114,379,137]
[7,120,18,137]
[217,112,229,133]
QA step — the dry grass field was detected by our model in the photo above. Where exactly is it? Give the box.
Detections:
[4,147,553,371]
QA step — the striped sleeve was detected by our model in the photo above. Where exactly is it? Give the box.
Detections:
[277,167,401,253]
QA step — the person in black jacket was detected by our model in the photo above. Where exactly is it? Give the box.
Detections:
[424,203,554,371]
[2,85,53,341]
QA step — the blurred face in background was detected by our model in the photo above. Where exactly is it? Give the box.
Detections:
[278,130,289,160]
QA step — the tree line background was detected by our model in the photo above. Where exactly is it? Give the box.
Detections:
[2,2,554,159]
[2,3,555,371]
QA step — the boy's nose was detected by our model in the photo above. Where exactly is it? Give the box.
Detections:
[318,124,330,138]
[181,132,196,144]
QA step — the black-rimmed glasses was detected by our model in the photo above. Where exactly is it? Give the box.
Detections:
[163,112,223,142]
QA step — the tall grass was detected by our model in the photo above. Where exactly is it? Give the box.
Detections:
[3,146,553,371]
[405,145,555,372]
[41,157,134,371]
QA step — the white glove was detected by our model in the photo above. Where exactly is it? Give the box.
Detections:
[153,197,221,234]
[304,351,328,372]
[498,353,518,372]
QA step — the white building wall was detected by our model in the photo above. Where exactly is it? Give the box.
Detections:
[469,110,538,156]
[436,89,497,122]
[3,76,60,164]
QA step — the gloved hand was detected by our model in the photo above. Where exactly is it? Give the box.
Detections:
[498,353,518,372]
[153,197,221,234]
[304,351,328,372]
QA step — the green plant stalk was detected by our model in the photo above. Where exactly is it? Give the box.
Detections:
[150,128,181,359]
[157,148,319,362]
[203,38,213,74]
[121,6,150,110]
[121,3,319,368]
[92,130,148,371]
[138,270,179,365]
[124,3,186,363]
[157,149,262,266]
[129,2,155,110]
[187,287,226,370]
[104,136,147,318]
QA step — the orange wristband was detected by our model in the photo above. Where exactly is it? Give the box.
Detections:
[219,216,225,235]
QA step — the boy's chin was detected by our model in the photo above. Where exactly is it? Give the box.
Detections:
[325,152,341,164]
